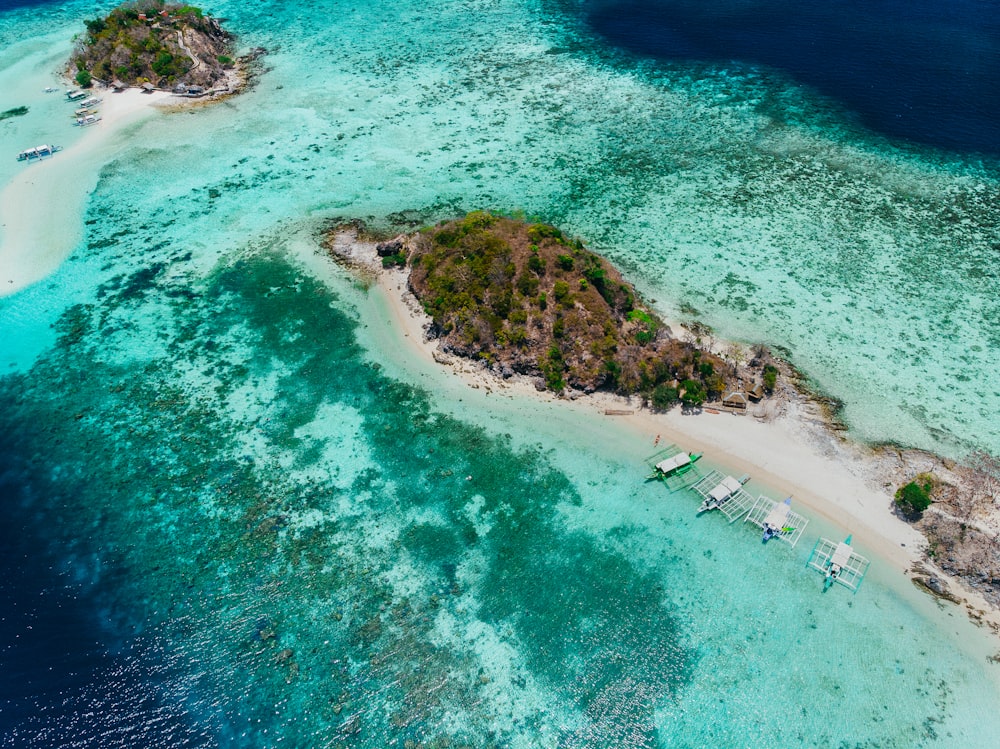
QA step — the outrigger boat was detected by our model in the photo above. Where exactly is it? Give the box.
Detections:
[644,444,705,491]
[807,535,871,592]
[745,495,809,547]
[74,114,102,127]
[695,472,750,513]
[79,96,102,108]
[651,450,702,479]
[761,497,794,542]
[16,144,62,162]
[65,89,87,101]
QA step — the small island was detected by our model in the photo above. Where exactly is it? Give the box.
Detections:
[68,2,252,96]
[356,212,780,410]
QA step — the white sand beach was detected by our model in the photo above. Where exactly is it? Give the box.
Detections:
[0,88,172,296]
[320,228,1000,636]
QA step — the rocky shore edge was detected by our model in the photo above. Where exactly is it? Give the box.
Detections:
[323,219,1000,641]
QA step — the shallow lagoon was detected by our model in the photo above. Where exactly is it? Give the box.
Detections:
[2,0,1000,746]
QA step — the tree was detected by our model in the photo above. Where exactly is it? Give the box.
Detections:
[895,478,933,519]
[75,69,92,88]
[650,384,679,411]
[680,379,706,409]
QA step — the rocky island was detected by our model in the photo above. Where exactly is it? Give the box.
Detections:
[68,2,254,96]
[327,213,1000,631]
[338,212,785,410]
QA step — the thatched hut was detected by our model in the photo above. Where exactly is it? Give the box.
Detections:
[722,391,749,413]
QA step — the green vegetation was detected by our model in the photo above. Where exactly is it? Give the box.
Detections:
[763,364,778,393]
[69,2,232,88]
[75,69,93,87]
[407,212,731,400]
[895,477,934,518]
[651,384,679,411]
[556,254,574,271]
[381,252,406,268]
[680,379,706,409]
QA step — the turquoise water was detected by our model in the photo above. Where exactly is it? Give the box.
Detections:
[2,0,1000,746]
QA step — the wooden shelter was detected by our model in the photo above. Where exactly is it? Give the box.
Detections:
[721,391,748,413]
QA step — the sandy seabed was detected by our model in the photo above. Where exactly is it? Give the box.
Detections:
[0,88,172,296]
[315,227,1000,637]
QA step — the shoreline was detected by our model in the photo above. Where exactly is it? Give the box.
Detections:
[324,226,1000,638]
[0,86,174,296]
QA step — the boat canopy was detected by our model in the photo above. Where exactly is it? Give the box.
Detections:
[656,453,691,474]
[745,496,809,548]
[807,536,871,592]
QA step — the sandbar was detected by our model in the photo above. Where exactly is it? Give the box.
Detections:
[0,88,171,296]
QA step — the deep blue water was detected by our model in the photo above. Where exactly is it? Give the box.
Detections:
[585,0,1000,154]
[0,472,212,747]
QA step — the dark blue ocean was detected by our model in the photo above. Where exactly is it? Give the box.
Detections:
[3,0,1000,746]
[583,0,1000,154]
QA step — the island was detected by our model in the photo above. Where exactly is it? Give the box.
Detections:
[67,2,256,97]
[334,212,785,412]
[327,212,1000,630]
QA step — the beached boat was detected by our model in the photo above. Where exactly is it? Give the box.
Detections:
[744,495,809,548]
[74,114,102,127]
[807,535,871,592]
[16,144,62,162]
[692,470,752,516]
[652,450,702,479]
[79,96,102,108]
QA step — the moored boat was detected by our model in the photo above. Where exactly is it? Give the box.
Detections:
[16,144,62,162]
[74,113,102,127]
[652,451,702,479]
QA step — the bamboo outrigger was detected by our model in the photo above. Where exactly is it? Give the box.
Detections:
[645,445,703,491]
[691,470,755,521]
[745,496,809,548]
[807,535,870,592]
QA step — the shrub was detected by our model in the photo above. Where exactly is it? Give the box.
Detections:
[152,51,175,76]
[527,223,562,242]
[217,55,233,65]
[517,273,539,296]
[543,346,565,391]
[527,253,545,276]
[699,362,714,377]
[381,252,406,268]
[680,379,706,408]
[895,479,933,518]
[537,292,547,310]
[75,69,92,87]
[651,384,679,411]
[553,281,570,304]
[556,254,574,271]
[763,364,778,393]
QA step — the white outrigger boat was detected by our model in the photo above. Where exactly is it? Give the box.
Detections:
[78,96,102,108]
[74,113,102,127]
[807,535,871,592]
[745,496,809,548]
[690,470,756,521]
[65,89,88,101]
[16,144,62,162]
